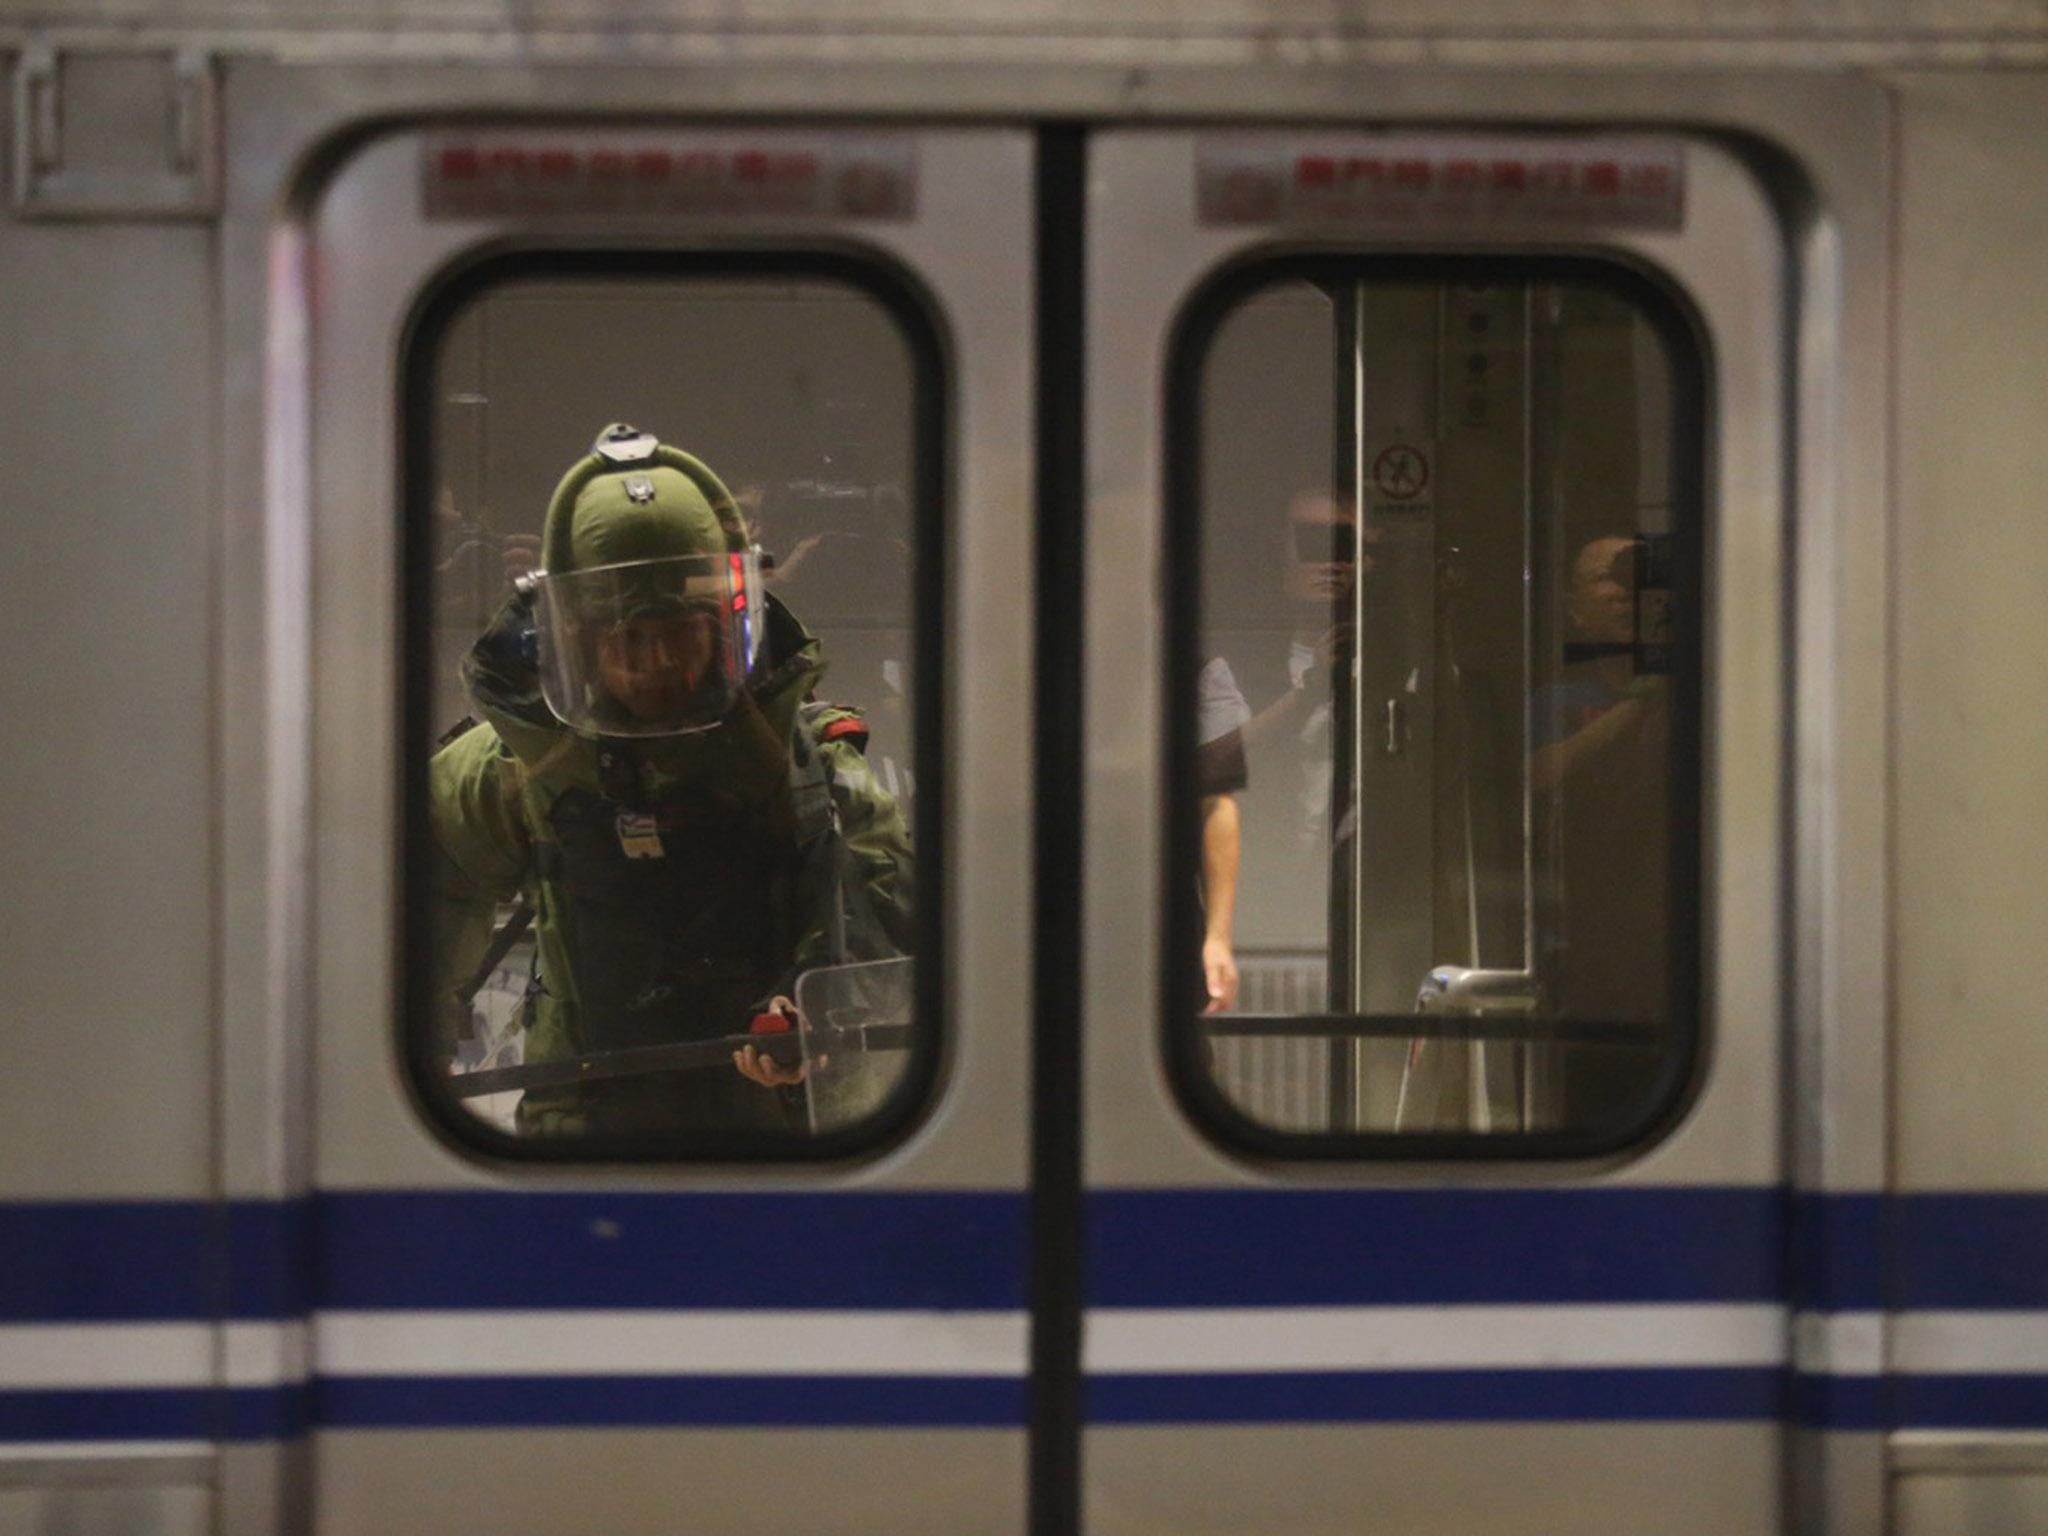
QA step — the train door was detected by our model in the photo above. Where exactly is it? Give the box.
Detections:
[1079,132,1790,1533]
[288,118,1787,1536]
[298,126,1035,1533]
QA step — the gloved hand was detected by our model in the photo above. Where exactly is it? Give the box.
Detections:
[732,996,829,1087]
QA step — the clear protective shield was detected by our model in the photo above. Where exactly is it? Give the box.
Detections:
[531,552,765,736]
[794,957,915,1135]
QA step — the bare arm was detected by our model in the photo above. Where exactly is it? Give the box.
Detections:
[1529,684,1668,795]
[1200,793,1241,1013]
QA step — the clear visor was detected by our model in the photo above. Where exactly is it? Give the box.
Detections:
[531,553,765,737]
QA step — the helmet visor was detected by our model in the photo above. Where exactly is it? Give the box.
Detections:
[531,553,765,736]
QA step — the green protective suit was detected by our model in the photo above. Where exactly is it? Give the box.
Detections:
[427,433,914,1138]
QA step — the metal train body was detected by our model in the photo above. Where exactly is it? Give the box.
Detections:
[2,3,2045,1532]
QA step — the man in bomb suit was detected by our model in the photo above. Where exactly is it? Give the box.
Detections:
[429,424,914,1138]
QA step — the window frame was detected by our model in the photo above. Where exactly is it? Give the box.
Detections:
[1161,249,1712,1163]
[398,244,950,1165]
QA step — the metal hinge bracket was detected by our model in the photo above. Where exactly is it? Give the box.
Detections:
[11,43,220,219]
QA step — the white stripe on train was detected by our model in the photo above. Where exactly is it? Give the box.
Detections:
[14,1307,2048,1393]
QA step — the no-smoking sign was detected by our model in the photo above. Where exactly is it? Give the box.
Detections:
[1369,441,1433,513]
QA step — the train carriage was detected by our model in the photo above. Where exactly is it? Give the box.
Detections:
[2,5,2045,1533]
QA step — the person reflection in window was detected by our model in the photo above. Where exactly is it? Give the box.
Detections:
[1530,535,1668,795]
[1196,658,1250,1013]
[1530,533,1671,1112]
[1241,490,1370,851]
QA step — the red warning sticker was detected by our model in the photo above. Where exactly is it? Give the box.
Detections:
[423,131,917,221]
[1197,135,1683,231]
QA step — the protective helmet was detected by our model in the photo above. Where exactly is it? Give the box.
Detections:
[525,424,765,738]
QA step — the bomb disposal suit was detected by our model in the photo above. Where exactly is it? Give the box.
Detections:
[429,425,914,1136]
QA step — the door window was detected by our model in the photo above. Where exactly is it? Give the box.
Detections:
[405,252,941,1160]
[1167,256,1705,1155]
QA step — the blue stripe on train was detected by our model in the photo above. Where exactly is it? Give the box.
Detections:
[1893,1196,2048,1308]
[0,1388,214,1441]
[0,1191,1028,1320]
[15,1371,2033,1436]
[314,1190,1029,1311]
[0,1386,307,1443]
[1790,1374,1887,1432]
[0,1379,1018,1438]
[231,1199,313,1320]
[8,1187,2048,1320]
[0,1203,216,1321]
[0,1199,308,1321]
[316,1374,1027,1429]
[1090,1371,2021,1433]
[1087,1188,2048,1312]
[12,1187,2048,1438]
[1085,1187,1786,1306]
[1087,1368,1786,1424]
[1894,1375,2048,1429]
[1791,1191,1883,1311]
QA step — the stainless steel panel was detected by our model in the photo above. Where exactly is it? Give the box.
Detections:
[1892,1432,2048,1475]
[1895,1473,2048,1536]
[1087,1424,1782,1536]
[1791,1432,1885,1536]
[312,1429,1025,1536]
[0,1485,209,1536]
[0,213,215,1199]
[1889,71,2048,1191]
[9,46,219,218]
[1783,81,1895,1216]
[4,2,2047,67]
